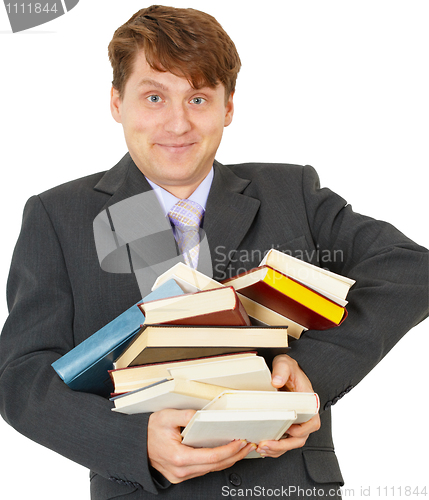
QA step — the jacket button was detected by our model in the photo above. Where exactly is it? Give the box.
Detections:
[229,473,242,486]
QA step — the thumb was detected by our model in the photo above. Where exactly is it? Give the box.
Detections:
[159,408,197,428]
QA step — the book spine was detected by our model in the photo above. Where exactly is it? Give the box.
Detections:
[162,309,250,326]
[235,291,252,326]
[51,302,143,382]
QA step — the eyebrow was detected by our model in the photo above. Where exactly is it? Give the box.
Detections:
[137,78,169,92]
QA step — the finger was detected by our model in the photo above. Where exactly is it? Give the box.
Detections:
[155,408,197,428]
[178,439,253,467]
[255,414,320,455]
[167,442,257,482]
[149,408,197,444]
[271,355,312,392]
[271,355,291,388]
[255,416,320,458]
[286,416,321,439]
[256,435,308,458]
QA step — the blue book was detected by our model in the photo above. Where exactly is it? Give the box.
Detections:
[51,279,184,397]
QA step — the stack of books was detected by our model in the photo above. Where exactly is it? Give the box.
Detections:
[51,250,354,456]
[110,352,277,414]
[152,249,355,338]
[112,286,289,370]
[109,344,319,458]
[108,285,290,413]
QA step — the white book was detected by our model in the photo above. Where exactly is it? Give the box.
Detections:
[181,409,297,459]
[110,352,257,394]
[260,249,355,304]
[111,378,228,414]
[152,262,222,292]
[202,390,319,424]
[168,355,276,392]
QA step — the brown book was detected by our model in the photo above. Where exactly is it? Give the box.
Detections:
[222,266,347,330]
[151,263,305,337]
[113,325,289,369]
[138,286,251,327]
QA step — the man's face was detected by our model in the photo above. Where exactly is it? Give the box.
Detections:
[111,50,234,197]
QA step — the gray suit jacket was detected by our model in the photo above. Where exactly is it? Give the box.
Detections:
[0,153,428,499]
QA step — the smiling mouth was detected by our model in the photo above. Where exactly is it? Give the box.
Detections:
[155,143,197,155]
[164,143,194,147]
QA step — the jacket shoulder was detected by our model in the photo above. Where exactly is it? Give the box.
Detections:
[222,162,319,193]
[32,171,112,220]
[38,171,107,201]
[225,162,306,177]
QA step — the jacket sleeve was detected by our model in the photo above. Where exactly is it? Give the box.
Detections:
[287,165,429,412]
[0,195,167,494]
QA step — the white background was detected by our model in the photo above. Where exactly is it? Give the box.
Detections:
[0,1,428,498]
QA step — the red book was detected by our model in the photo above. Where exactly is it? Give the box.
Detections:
[138,286,251,327]
[222,266,347,331]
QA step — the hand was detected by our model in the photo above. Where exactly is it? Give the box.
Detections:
[147,408,257,483]
[255,354,321,458]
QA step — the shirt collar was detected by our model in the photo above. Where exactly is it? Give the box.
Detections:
[145,167,214,217]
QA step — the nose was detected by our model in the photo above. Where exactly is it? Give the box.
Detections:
[164,102,192,136]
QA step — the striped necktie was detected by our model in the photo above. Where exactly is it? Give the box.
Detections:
[168,199,204,269]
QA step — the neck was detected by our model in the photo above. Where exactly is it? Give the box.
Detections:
[161,183,199,199]
[146,171,212,200]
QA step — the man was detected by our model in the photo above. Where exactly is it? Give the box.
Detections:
[0,5,427,499]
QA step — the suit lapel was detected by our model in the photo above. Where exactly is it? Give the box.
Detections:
[94,153,153,209]
[92,153,182,297]
[204,161,260,279]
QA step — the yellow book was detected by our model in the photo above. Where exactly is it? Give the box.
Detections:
[264,267,345,324]
[222,266,347,330]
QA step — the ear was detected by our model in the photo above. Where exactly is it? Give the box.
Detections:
[110,87,122,124]
[224,92,234,127]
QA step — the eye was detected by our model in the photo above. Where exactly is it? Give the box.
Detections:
[190,97,206,105]
[147,95,162,103]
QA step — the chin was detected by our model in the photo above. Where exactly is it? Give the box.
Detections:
[158,161,204,181]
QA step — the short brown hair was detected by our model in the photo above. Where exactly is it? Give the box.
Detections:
[108,5,241,100]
